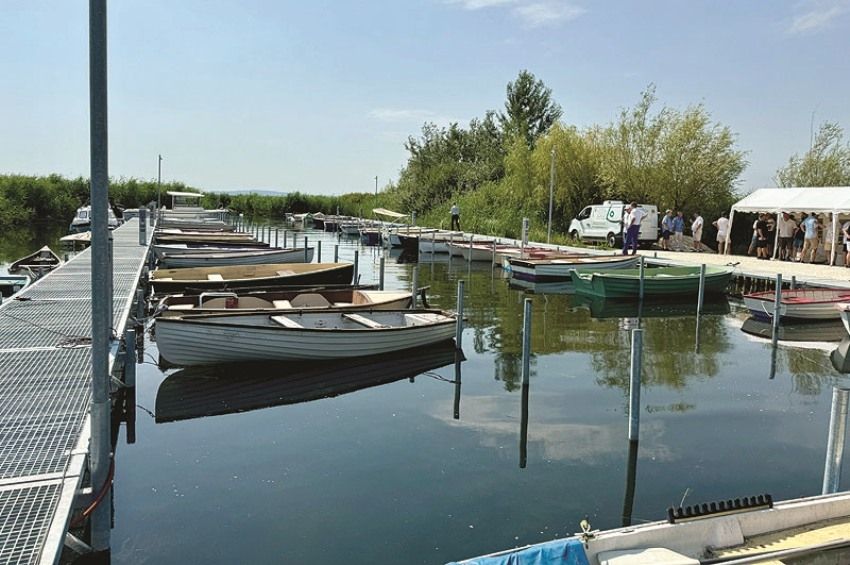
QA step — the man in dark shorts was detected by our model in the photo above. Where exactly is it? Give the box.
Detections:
[777,211,796,261]
[660,209,673,250]
[756,213,769,259]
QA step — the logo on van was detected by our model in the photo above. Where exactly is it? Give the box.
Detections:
[606,208,618,222]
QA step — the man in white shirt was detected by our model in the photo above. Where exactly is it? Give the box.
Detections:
[622,201,645,255]
[776,212,796,261]
[450,203,460,231]
[713,212,729,254]
[691,213,705,252]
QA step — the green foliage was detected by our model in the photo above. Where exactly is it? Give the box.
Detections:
[775,122,850,187]
[499,69,563,149]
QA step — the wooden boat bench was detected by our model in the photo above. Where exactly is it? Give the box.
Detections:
[207,274,224,281]
[270,315,304,329]
[272,300,293,309]
[404,313,438,326]
[342,313,389,329]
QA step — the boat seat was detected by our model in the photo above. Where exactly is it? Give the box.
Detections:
[270,315,304,329]
[597,548,699,565]
[333,302,353,307]
[404,313,438,326]
[207,274,224,281]
[167,304,195,311]
[290,293,331,308]
[272,300,293,309]
[342,313,389,329]
[276,270,296,277]
[156,277,174,281]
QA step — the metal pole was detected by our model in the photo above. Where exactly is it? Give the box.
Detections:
[772,274,783,347]
[379,256,385,290]
[547,147,555,244]
[317,241,322,262]
[334,244,339,263]
[304,236,309,263]
[468,235,473,263]
[521,298,532,386]
[697,263,706,314]
[455,280,465,348]
[135,288,144,320]
[628,329,644,442]
[375,175,378,209]
[283,230,288,248]
[275,228,279,247]
[411,266,418,309]
[638,256,645,301]
[157,154,162,210]
[88,0,111,551]
[823,387,850,494]
[791,276,796,290]
[492,240,497,269]
[124,329,136,387]
[353,249,359,285]
[138,208,146,245]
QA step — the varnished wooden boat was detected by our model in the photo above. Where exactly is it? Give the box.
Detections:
[149,262,354,293]
[156,288,413,317]
[744,288,850,321]
[9,246,62,276]
[155,309,457,366]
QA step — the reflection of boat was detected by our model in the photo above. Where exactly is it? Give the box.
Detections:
[154,341,462,423]
[158,246,315,268]
[741,316,845,342]
[157,288,412,316]
[744,288,850,321]
[508,278,574,295]
[571,265,733,299]
[508,254,638,281]
[155,309,457,366]
[573,295,730,318]
[0,274,30,298]
[149,262,353,293]
[9,246,62,276]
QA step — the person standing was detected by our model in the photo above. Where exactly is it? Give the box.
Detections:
[660,209,673,251]
[713,212,730,254]
[776,212,796,261]
[450,203,460,231]
[672,211,685,251]
[691,212,705,252]
[747,217,760,256]
[622,202,645,256]
[842,218,850,268]
[792,214,805,261]
[824,216,838,264]
[800,212,820,263]
[755,213,769,259]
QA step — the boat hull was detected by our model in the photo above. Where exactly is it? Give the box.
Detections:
[150,263,353,293]
[158,247,314,268]
[743,289,850,321]
[509,255,639,281]
[570,266,733,299]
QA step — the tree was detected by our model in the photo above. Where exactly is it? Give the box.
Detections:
[499,70,563,149]
[775,122,850,187]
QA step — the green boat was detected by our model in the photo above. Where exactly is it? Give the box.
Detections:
[569,265,734,299]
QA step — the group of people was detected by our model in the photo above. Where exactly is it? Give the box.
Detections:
[654,209,725,254]
[747,212,850,265]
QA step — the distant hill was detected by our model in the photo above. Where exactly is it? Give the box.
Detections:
[207,189,288,197]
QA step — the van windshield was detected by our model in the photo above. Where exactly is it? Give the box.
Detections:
[578,207,591,220]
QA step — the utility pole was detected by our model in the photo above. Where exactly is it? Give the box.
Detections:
[374,175,378,209]
[547,147,555,244]
[157,154,163,209]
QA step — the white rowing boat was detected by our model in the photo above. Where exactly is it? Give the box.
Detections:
[743,288,850,321]
[508,255,640,281]
[155,309,457,366]
[158,247,314,268]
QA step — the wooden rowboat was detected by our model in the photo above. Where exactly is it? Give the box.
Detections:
[9,246,62,276]
[570,265,733,299]
[154,341,461,422]
[743,288,850,321]
[156,288,413,317]
[155,309,457,366]
[508,254,639,281]
[152,242,270,258]
[149,262,354,293]
[158,247,315,268]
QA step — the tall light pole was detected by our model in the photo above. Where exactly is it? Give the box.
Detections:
[547,147,555,244]
[374,175,378,209]
[156,154,163,209]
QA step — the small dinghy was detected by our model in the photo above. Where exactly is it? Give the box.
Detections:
[744,288,850,321]
[570,265,733,299]
[152,242,270,258]
[157,246,315,268]
[155,309,457,366]
[508,254,639,281]
[150,262,354,293]
[9,246,62,276]
[0,274,30,298]
[156,288,414,317]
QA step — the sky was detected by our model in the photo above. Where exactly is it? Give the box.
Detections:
[1,0,848,196]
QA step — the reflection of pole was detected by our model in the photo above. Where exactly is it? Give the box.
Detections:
[694,314,701,354]
[455,280,465,348]
[453,351,462,420]
[622,439,639,526]
[823,387,850,494]
[772,274,783,347]
[411,266,418,309]
[696,263,706,314]
[638,256,645,302]
[520,381,530,469]
[522,298,532,386]
[628,329,644,442]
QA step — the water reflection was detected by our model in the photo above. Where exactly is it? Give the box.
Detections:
[155,341,462,423]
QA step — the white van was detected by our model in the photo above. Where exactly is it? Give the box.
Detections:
[568,201,659,248]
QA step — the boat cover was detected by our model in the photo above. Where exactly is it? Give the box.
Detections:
[372,207,408,219]
[448,538,590,565]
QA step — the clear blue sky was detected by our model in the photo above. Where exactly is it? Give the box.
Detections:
[2,1,848,195]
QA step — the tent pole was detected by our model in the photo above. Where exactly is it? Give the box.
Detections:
[772,212,781,259]
[831,212,838,266]
[726,209,735,255]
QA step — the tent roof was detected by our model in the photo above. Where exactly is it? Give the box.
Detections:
[372,208,408,219]
[167,191,204,198]
[732,187,850,214]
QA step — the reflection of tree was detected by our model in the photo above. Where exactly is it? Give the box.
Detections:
[781,348,840,397]
[0,223,67,264]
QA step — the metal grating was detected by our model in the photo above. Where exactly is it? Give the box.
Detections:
[0,482,62,565]
[0,299,130,350]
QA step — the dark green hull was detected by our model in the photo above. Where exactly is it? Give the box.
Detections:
[570,266,733,299]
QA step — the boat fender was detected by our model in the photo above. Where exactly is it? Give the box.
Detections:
[667,493,772,523]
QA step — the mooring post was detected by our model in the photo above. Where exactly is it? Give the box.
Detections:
[521,217,529,256]
[638,256,645,301]
[107,230,114,331]
[455,280,465,348]
[468,234,473,263]
[138,207,146,245]
[283,230,287,248]
[379,256,385,290]
[697,263,706,314]
[823,387,850,494]
[317,241,322,263]
[791,275,796,290]
[492,240,497,269]
[275,228,279,247]
[135,288,144,320]
[411,266,418,309]
[334,244,339,263]
[353,249,359,285]
[628,328,644,442]
[772,273,783,347]
[304,237,309,262]
[521,298,532,386]
[124,329,136,387]
[431,231,436,260]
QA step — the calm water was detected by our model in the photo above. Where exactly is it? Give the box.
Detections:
[43,224,847,564]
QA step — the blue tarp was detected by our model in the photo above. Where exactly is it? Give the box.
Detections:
[448,538,590,565]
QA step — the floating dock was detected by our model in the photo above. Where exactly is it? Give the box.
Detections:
[0,219,150,564]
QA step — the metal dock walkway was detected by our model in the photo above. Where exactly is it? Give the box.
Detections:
[0,219,149,565]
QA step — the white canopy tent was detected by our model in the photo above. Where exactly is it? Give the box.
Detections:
[728,187,850,264]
